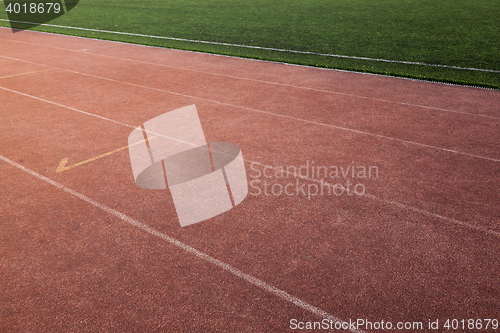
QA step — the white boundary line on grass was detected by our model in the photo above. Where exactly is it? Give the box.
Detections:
[0,153,364,333]
[1,35,499,119]
[1,19,499,74]
[0,27,497,92]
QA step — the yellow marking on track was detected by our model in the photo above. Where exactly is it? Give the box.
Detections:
[0,68,55,79]
[56,136,158,172]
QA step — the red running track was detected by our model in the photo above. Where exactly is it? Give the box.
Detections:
[1,27,499,332]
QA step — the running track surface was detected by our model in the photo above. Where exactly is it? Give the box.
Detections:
[1,27,499,332]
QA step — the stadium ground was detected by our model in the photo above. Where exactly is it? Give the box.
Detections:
[1,28,499,332]
[0,0,499,88]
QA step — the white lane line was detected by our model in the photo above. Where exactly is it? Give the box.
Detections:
[0,86,206,150]
[364,194,500,238]
[0,85,137,130]
[248,161,500,239]
[0,153,364,333]
[1,39,496,120]
[82,54,500,120]
[1,85,498,239]
[2,59,498,164]
[1,29,497,94]
[0,19,498,74]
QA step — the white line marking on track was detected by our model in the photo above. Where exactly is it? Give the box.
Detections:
[87,55,500,120]
[1,84,498,239]
[249,161,500,239]
[0,86,206,149]
[2,58,498,164]
[0,19,498,74]
[364,194,500,238]
[0,153,364,333]
[1,28,498,93]
[1,39,497,120]
[0,85,136,129]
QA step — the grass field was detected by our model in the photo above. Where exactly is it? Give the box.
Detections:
[1,0,499,88]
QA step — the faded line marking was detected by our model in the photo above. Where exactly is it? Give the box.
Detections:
[2,71,498,164]
[0,153,363,333]
[63,53,500,121]
[248,161,500,239]
[14,66,498,164]
[0,19,498,73]
[364,193,500,238]
[1,40,498,120]
[0,76,498,237]
[3,54,499,160]
[0,85,201,148]
[0,68,55,79]
[56,136,158,172]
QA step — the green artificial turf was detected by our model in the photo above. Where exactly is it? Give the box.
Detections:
[1,0,499,88]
